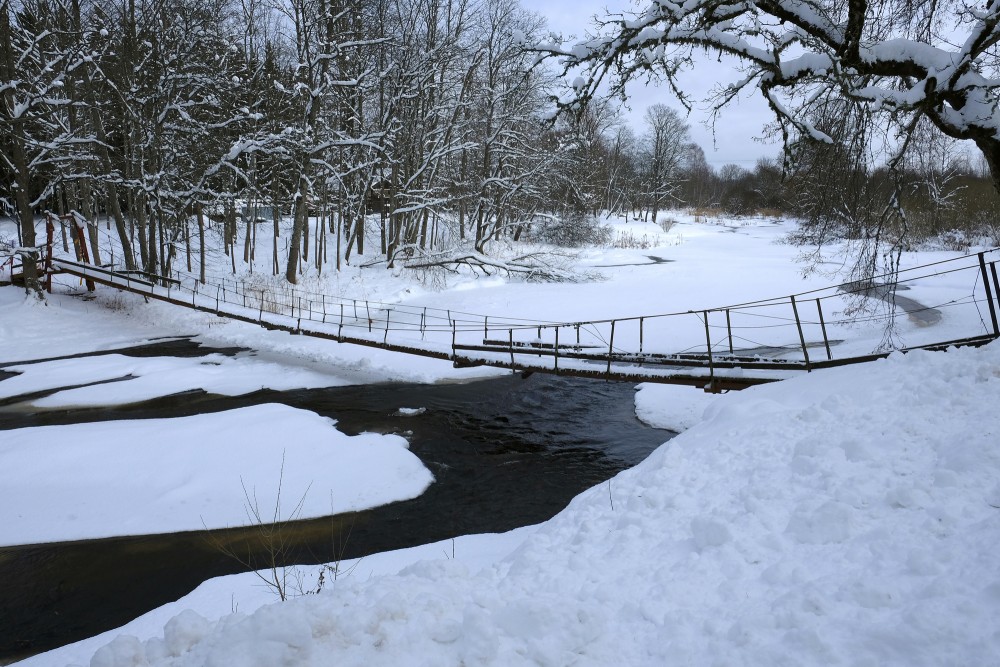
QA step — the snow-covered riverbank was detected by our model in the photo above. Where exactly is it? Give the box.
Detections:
[18,340,1000,667]
[5,213,1000,664]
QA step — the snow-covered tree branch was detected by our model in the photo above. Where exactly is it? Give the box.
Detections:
[541,0,1000,191]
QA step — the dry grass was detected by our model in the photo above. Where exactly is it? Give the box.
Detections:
[689,207,725,223]
[613,231,653,249]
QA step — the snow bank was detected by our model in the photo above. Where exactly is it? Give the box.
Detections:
[18,527,538,667]
[0,404,433,545]
[0,289,177,364]
[0,353,348,408]
[72,343,1000,665]
[633,382,720,431]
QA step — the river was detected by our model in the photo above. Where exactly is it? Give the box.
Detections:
[0,340,672,662]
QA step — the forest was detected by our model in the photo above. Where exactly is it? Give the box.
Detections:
[3,0,1000,292]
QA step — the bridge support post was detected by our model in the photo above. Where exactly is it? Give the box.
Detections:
[606,320,616,376]
[554,327,559,372]
[816,298,832,360]
[991,263,1000,328]
[978,252,999,337]
[70,215,95,292]
[703,310,714,389]
[725,309,733,354]
[790,295,811,370]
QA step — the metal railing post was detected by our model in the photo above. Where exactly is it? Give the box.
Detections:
[725,309,734,354]
[703,310,714,388]
[606,320,616,376]
[979,252,999,336]
[790,295,811,370]
[816,298,832,360]
[554,327,559,372]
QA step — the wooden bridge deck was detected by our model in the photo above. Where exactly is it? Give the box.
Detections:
[45,249,1000,391]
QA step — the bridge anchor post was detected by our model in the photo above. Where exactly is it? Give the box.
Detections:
[978,252,999,337]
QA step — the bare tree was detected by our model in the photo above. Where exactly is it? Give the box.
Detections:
[0,0,90,294]
[904,119,965,236]
[638,104,689,224]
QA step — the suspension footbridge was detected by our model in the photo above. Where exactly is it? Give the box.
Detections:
[31,247,1000,392]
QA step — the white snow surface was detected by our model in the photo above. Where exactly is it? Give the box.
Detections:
[0,353,349,408]
[6,212,1000,665]
[0,404,432,546]
[26,342,1000,666]
[633,382,719,432]
[17,527,538,667]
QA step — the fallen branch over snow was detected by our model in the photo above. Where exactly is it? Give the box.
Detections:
[403,249,589,283]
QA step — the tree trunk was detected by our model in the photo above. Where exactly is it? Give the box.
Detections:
[286,178,309,283]
[184,214,192,273]
[244,202,253,264]
[196,203,206,284]
[975,137,1000,196]
[0,6,41,295]
[335,208,342,271]
[272,202,280,276]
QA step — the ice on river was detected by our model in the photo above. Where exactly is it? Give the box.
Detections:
[0,404,432,546]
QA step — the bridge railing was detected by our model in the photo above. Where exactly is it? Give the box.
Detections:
[47,248,1000,385]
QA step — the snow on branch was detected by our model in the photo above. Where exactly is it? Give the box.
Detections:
[402,247,588,283]
[536,0,1000,187]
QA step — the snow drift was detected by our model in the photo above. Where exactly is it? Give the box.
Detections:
[79,342,1000,666]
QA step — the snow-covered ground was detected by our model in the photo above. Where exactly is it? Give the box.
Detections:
[4,212,1000,665]
[19,343,1000,667]
[0,404,431,546]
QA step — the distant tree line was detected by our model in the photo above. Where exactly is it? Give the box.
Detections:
[2,0,560,290]
[1,0,701,290]
[3,0,998,296]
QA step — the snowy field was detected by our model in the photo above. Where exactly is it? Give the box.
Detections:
[3,212,1000,665]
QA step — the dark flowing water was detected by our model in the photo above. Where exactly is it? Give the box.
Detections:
[0,341,672,662]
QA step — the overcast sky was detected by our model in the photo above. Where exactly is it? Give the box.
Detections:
[533,0,779,169]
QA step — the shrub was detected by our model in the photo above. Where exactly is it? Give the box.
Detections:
[658,217,678,233]
[534,212,612,247]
